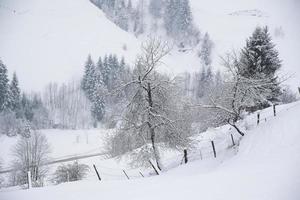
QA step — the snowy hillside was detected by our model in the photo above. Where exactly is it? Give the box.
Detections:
[0,0,140,91]
[190,0,300,90]
[0,0,299,91]
[1,101,300,200]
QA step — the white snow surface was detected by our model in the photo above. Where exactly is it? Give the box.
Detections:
[0,0,300,92]
[1,101,300,200]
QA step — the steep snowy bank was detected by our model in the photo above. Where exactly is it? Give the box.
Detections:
[1,101,299,200]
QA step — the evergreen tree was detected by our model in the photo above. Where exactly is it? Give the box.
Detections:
[127,0,132,10]
[96,56,103,74]
[81,55,97,101]
[240,26,282,103]
[21,93,34,121]
[149,0,163,18]
[9,72,21,112]
[0,60,10,112]
[101,55,110,87]
[164,0,177,36]
[164,0,196,46]
[119,57,126,70]
[107,54,116,91]
[199,32,213,66]
[114,0,129,31]
[91,73,106,122]
[177,0,193,37]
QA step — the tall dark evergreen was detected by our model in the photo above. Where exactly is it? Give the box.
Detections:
[101,55,110,87]
[0,60,10,112]
[91,70,106,122]
[177,0,193,37]
[200,32,213,66]
[81,55,97,101]
[164,0,178,37]
[164,0,196,46]
[9,72,21,112]
[21,93,34,121]
[240,26,282,102]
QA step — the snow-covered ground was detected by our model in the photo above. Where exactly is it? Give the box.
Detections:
[1,101,299,200]
[0,0,299,92]
[0,129,112,169]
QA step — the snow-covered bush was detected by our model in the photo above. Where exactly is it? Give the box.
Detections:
[52,162,89,184]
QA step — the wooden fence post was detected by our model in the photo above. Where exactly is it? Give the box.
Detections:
[139,171,144,178]
[149,160,159,175]
[123,170,130,180]
[230,134,235,146]
[93,164,101,181]
[183,149,188,164]
[273,104,276,117]
[67,170,70,182]
[211,141,216,158]
[257,113,260,125]
[199,150,203,160]
[27,171,32,189]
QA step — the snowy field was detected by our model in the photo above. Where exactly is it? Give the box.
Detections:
[1,101,300,200]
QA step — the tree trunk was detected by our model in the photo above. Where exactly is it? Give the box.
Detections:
[150,128,162,171]
[228,119,244,136]
[147,82,162,171]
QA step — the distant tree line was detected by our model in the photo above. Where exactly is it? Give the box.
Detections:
[90,0,200,47]
[81,54,131,127]
[0,60,50,136]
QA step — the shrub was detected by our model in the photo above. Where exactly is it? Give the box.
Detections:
[52,162,89,184]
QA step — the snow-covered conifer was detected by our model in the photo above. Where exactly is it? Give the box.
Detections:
[240,26,281,104]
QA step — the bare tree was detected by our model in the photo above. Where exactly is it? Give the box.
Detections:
[107,38,193,170]
[43,80,93,129]
[10,131,51,187]
[194,51,278,136]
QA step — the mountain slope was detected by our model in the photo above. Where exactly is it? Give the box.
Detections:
[0,0,140,91]
[0,0,299,92]
[1,101,300,200]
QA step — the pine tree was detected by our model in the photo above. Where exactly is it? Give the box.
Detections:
[0,60,10,112]
[127,0,132,10]
[200,32,213,66]
[177,0,193,37]
[107,54,117,91]
[240,26,282,103]
[81,55,97,101]
[149,0,163,18]
[21,93,34,121]
[9,72,21,112]
[114,0,129,31]
[101,55,110,87]
[164,0,196,46]
[91,77,106,122]
[164,0,177,37]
